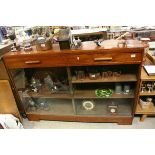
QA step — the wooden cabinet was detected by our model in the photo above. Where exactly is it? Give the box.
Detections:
[3,40,144,125]
[136,58,155,121]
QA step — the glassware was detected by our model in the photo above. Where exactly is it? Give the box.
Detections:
[89,72,100,80]
[24,42,32,52]
[28,100,36,111]
[113,70,122,77]
[30,77,42,93]
[141,86,146,93]
[152,82,155,91]
[44,74,57,93]
[107,71,113,77]
[88,69,100,80]
[147,83,152,93]
[75,71,85,80]
[24,90,38,111]
[27,98,38,111]
[37,99,50,111]
[141,82,146,93]
[123,84,130,94]
[115,83,122,94]
[102,71,108,78]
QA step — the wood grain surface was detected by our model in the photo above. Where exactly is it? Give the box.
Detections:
[0,80,21,120]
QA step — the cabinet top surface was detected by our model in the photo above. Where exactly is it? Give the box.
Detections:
[3,40,144,58]
[0,41,13,58]
[0,41,13,51]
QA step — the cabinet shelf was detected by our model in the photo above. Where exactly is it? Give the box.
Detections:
[72,74,137,83]
[141,67,155,81]
[136,102,155,114]
[23,91,72,99]
[74,90,134,99]
[140,91,155,96]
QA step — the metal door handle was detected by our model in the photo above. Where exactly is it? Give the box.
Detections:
[25,60,41,64]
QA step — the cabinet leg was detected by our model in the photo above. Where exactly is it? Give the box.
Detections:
[140,114,147,122]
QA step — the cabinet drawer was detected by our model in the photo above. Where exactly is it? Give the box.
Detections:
[67,52,142,66]
[4,52,142,69]
[92,52,142,64]
[4,55,68,69]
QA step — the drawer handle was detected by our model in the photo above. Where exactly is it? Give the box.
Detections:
[25,60,41,64]
[94,57,112,61]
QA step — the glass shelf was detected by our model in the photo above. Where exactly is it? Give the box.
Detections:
[72,74,137,83]
[75,99,132,117]
[73,90,134,99]
[26,99,74,116]
[22,90,72,99]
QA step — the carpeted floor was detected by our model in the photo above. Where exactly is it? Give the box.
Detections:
[23,116,155,129]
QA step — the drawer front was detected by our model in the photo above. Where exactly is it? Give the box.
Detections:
[67,52,142,66]
[4,55,68,69]
[92,52,142,64]
[4,52,142,69]
[67,54,93,65]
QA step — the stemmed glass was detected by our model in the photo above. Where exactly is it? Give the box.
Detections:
[152,82,155,91]
[147,83,152,93]
[141,83,146,93]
